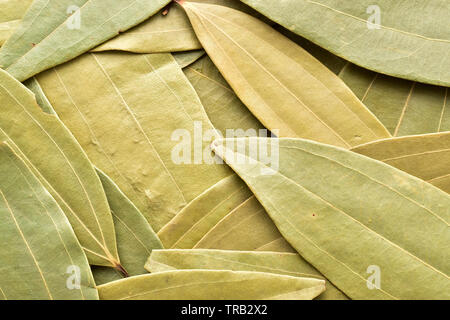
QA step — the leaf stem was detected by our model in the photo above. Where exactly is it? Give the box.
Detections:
[113,263,129,278]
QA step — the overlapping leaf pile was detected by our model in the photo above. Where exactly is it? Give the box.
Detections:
[0,0,448,300]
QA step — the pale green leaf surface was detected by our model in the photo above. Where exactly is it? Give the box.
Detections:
[352,132,450,194]
[338,64,450,136]
[193,195,294,253]
[36,52,233,231]
[212,137,450,299]
[0,19,19,46]
[232,26,450,138]
[181,2,390,148]
[0,0,33,46]
[0,143,98,300]
[24,77,56,115]
[91,0,268,54]
[0,68,119,267]
[0,0,33,23]
[255,238,294,252]
[92,5,201,54]
[0,0,171,81]
[158,174,252,248]
[146,249,348,300]
[174,50,205,68]
[240,0,450,87]
[184,55,265,134]
[92,170,163,286]
[97,270,325,300]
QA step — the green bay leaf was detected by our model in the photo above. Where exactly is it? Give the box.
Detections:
[0,0,171,81]
[92,5,201,54]
[352,132,450,194]
[91,0,266,54]
[193,195,294,253]
[0,0,33,46]
[240,0,450,87]
[92,170,163,285]
[158,175,252,248]
[146,249,348,300]
[212,137,450,299]
[184,55,265,134]
[181,2,390,148]
[338,64,450,136]
[174,50,205,68]
[281,29,450,137]
[0,19,19,47]
[36,52,233,231]
[97,270,325,300]
[0,0,33,23]
[0,143,98,300]
[0,69,119,268]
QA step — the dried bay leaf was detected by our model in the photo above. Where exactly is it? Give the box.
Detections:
[24,77,56,115]
[181,2,390,148]
[0,0,33,23]
[191,0,276,25]
[36,52,233,231]
[281,27,450,137]
[91,0,267,54]
[184,55,265,134]
[338,64,450,136]
[240,0,450,87]
[0,0,171,81]
[92,5,201,54]
[189,0,257,12]
[193,195,294,253]
[276,27,348,76]
[0,143,98,300]
[158,171,295,254]
[0,0,33,46]
[97,270,325,300]
[0,69,119,268]
[212,137,450,299]
[92,170,163,286]
[352,132,450,194]
[158,175,253,248]
[174,50,205,68]
[0,19,19,47]
[255,238,294,252]
[146,249,348,300]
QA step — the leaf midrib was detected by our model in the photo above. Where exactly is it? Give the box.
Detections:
[305,0,450,44]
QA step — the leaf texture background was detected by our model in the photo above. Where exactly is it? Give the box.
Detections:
[0,143,97,300]
[269,28,450,137]
[240,0,450,87]
[0,0,32,46]
[181,2,390,148]
[0,0,171,81]
[92,170,163,285]
[36,52,233,231]
[158,174,293,252]
[184,55,265,134]
[92,5,201,54]
[174,50,205,68]
[147,249,348,300]
[352,132,450,194]
[192,195,294,253]
[98,270,325,300]
[0,69,119,267]
[212,137,450,300]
